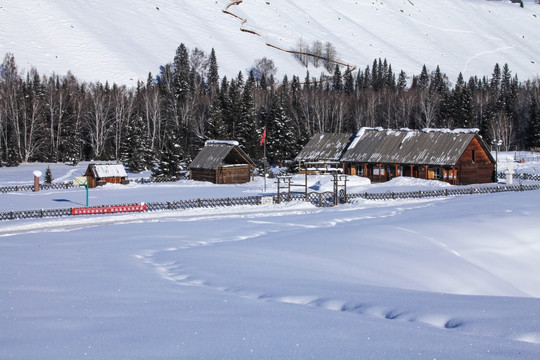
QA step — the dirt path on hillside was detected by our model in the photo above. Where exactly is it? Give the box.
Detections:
[221,0,357,81]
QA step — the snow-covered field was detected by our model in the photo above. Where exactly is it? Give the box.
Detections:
[1,0,539,86]
[1,154,540,359]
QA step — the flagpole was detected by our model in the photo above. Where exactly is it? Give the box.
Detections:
[263,127,267,192]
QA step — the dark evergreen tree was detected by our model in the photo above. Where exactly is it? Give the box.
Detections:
[332,64,342,92]
[430,65,448,94]
[121,115,153,173]
[226,74,243,138]
[386,64,396,90]
[206,48,219,94]
[417,64,430,89]
[344,68,355,95]
[526,93,540,149]
[205,93,228,140]
[491,63,501,91]
[266,91,297,166]
[173,43,191,103]
[451,73,475,128]
[152,130,184,179]
[236,71,260,159]
[397,70,407,91]
[44,166,53,185]
[6,123,20,167]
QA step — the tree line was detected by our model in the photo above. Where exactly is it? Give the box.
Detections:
[1,45,539,177]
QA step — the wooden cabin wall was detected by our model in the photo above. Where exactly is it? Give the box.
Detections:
[218,165,251,184]
[458,137,492,163]
[191,169,218,183]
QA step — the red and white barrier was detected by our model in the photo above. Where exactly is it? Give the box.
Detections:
[71,203,147,216]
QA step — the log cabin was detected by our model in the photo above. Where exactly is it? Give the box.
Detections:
[84,163,129,188]
[298,128,496,185]
[189,140,255,184]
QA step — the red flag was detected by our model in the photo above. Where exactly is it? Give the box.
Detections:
[260,127,266,146]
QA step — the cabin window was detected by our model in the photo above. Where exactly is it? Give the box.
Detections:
[433,168,443,179]
[373,167,385,175]
[472,150,476,163]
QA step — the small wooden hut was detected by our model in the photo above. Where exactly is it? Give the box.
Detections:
[189,140,255,184]
[84,163,129,188]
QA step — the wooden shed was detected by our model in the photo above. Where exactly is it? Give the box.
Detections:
[84,163,129,188]
[189,140,255,184]
[295,133,353,174]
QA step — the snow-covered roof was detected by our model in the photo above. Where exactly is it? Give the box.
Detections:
[87,164,127,178]
[295,133,353,162]
[297,128,494,167]
[190,141,254,170]
[205,140,240,146]
[342,128,492,166]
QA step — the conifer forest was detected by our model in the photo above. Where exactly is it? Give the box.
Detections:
[1,44,539,177]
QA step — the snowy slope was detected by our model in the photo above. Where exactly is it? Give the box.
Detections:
[1,0,539,86]
[1,161,540,358]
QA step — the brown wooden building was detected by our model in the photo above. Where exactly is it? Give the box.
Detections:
[298,128,496,185]
[189,140,255,184]
[84,163,129,188]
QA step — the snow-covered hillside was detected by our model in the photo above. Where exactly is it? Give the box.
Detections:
[1,0,539,86]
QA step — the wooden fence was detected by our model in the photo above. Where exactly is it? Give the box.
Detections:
[1,183,539,222]
[1,171,539,195]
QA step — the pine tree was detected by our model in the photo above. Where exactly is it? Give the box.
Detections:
[418,65,430,89]
[344,68,355,95]
[152,130,183,180]
[121,115,153,173]
[332,64,342,92]
[266,91,297,166]
[451,73,475,128]
[6,127,20,167]
[205,93,228,140]
[206,48,219,94]
[397,70,407,91]
[236,71,260,159]
[44,166,53,184]
[526,93,540,149]
[173,43,191,103]
[226,74,243,138]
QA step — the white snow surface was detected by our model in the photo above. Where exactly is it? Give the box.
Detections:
[1,156,540,358]
[1,0,539,87]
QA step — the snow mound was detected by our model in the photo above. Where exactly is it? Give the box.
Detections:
[309,175,371,192]
[373,177,453,190]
